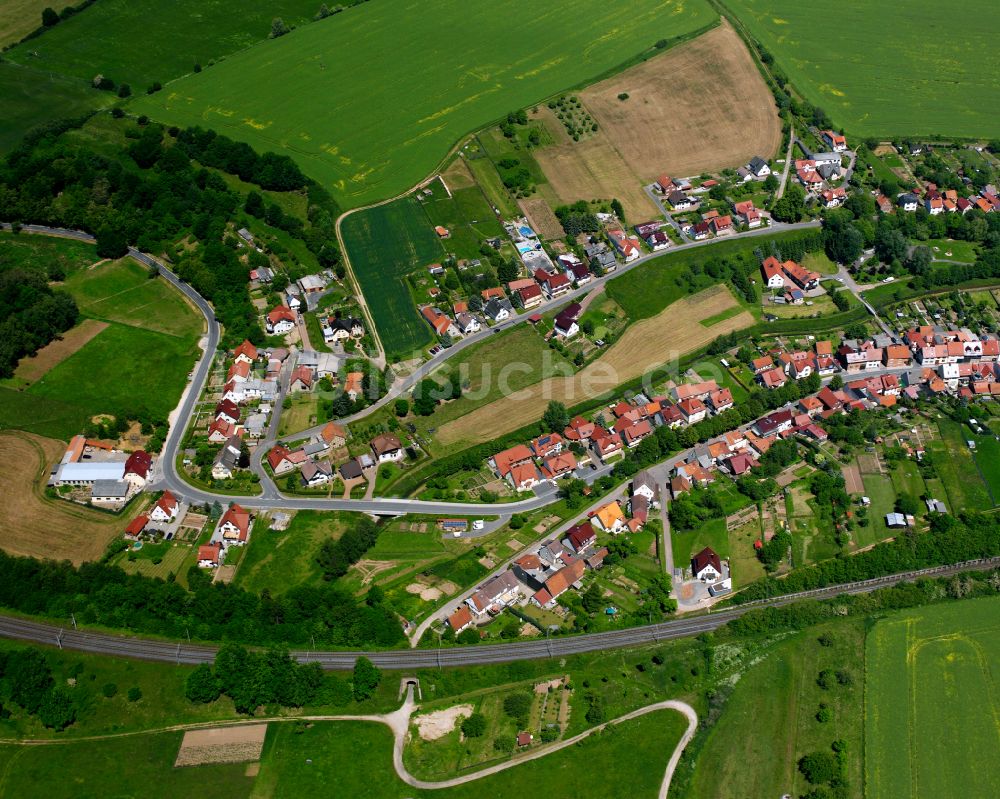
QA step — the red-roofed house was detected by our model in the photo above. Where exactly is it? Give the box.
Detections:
[218,504,251,544]
[123,450,153,487]
[678,397,707,424]
[537,271,572,299]
[564,521,596,553]
[447,606,474,633]
[234,340,258,365]
[150,490,179,523]
[421,306,458,337]
[490,444,534,478]
[821,130,848,152]
[290,365,314,392]
[517,283,544,309]
[590,428,624,461]
[564,416,596,442]
[125,513,148,539]
[267,445,298,475]
[198,542,223,568]
[266,305,296,335]
[541,451,577,481]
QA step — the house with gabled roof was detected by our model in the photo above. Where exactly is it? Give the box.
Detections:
[266,305,296,335]
[541,451,576,481]
[218,504,251,545]
[564,415,596,443]
[233,340,258,365]
[692,547,722,581]
[563,521,596,553]
[490,444,534,478]
[593,501,625,533]
[150,490,179,523]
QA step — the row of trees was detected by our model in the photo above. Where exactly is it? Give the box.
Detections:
[315,517,379,580]
[0,548,404,648]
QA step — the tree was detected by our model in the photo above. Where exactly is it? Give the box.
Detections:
[772,184,805,223]
[127,687,143,702]
[102,682,118,698]
[874,226,908,263]
[352,656,380,701]
[270,17,289,38]
[610,198,625,221]
[542,401,569,432]
[95,227,128,259]
[394,398,410,417]
[581,582,603,614]
[42,7,59,27]
[117,83,131,98]
[503,692,532,726]
[584,692,605,724]
[823,215,864,264]
[457,628,479,645]
[461,712,487,737]
[412,379,440,416]
[895,493,920,516]
[798,751,840,785]
[185,664,222,704]
[763,174,779,192]
[38,688,76,730]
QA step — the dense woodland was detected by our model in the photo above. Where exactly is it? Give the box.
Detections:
[0,268,79,378]
[0,116,340,350]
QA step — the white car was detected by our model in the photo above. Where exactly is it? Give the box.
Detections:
[472,519,485,531]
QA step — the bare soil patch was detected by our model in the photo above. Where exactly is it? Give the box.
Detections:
[12,319,108,384]
[842,460,864,494]
[0,432,139,563]
[581,20,780,179]
[353,559,396,585]
[413,704,473,741]
[175,724,267,767]
[518,198,565,241]
[437,286,751,445]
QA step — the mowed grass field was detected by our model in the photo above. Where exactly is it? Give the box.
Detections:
[537,20,780,207]
[340,196,443,358]
[866,596,1000,798]
[0,0,53,47]
[0,254,202,440]
[724,0,1000,138]
[131,0,717,207]
[0,432,143,563]
[436,285,752,446]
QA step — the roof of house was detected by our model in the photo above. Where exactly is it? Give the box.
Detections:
[267,305,296,324]
[154,490,178,516]
[448,606,473,631]
[371,433,403,455]
[541,451,577,479]
[594,501,625,529]
[565,521,596,551]
[544,558,586,600]
[510,461,539,487]
[421,305,454,336]
[321,421,346,444]
[125,514,148,536]
[219,504,250,539]
[124,450,152,479]
[267,445,292,470]
[692,546,722,574]
[198,542,223,563]
[493,444,533,476]
[234,340,258,361]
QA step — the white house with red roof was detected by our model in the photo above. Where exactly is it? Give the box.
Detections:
[821,130,848,152]
[266,305,296,335]
[149,490,179,523]
[218,504,252,545]
[198,542,223,569]
[123,450,152,489]
[233,340,258,365]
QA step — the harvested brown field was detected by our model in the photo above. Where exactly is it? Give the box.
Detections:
[534,20,780,208]
[12,319,108,385]
[533,122,658,221]
[0,431,140,563]
[437,286,752,446]
[518,198,564,241]
[175,724,267,767]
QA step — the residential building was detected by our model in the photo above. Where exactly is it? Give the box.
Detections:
[266,305,296,335]
[748,156,771,177]
[149,490,179,523]
[467,571,521,617]
[821,130,848,152]
[219,504,251,545]
[484,298,513,323]
[593,501,625,533]
[564,521,596,553]
[490,444,534,478]
[421,305,458,337]
[198,542,223,569]
[692,546,722,581]
[371,433,404,462]
[321,422,347,449]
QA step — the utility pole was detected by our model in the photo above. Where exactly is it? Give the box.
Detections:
[70,613,77,630]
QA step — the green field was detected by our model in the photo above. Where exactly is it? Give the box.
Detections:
[0,732,253,798]
[0,231,98,276]
[234,511,350,595]
[25,323,197,429]
[690,619,864,798]
[132,0,717,207]
[724,0,1000,137]
[64,259,204,339]
[866,596,1000,798]
[0,62,108,152]
[971,434,1000,504]
[420,179,505,261]
[4,0,328,88]
[340,196,444,358]
[927,420,993,511]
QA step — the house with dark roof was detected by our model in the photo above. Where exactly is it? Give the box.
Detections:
[692,547,722,581]
[563,521,596,553]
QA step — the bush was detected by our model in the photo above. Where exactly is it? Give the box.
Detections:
[102,682,118,698]
[127,686,142,702]
[540,726,559,742]
[461,712,487,738]
[185,664,222,704]
[38,688,76,730]
[798,751,840,785]
[352,656,381,702]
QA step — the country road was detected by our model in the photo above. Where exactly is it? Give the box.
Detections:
[2,558,995,669]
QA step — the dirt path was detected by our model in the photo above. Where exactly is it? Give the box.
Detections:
[0,687,697,796]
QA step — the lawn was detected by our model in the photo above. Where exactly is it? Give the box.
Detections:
[340,196,443,359]
[234,510,351,595]
[724,0,1000,137]
[866,596,1000,799]
[690,619,865,798]
[0,231,98,276]
[802,250,838,276]
[254,710,688,798]
[131,0,717,208]
[861,470,898,543]
[923,237,980,263]
[672,516,730,571]
[605,230,816,320]
[63,258,204,339]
